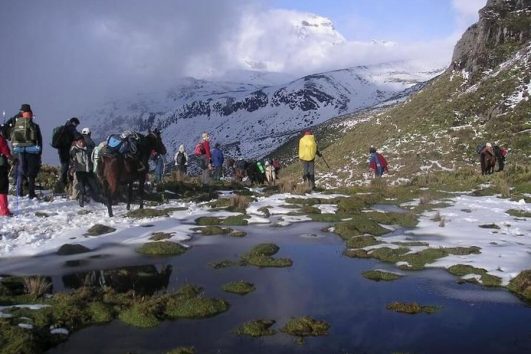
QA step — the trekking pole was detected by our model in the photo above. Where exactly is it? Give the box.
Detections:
[320,154,330,169]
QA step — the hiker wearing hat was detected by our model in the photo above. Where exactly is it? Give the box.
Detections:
[81,127,96,157]
[9,104,42,199]
[298,130,321,189]
[70,133,102,207]
[54,117,80,188]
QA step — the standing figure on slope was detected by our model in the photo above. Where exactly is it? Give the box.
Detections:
[195,132,212,186]
[368,146,388,178]
[211,143,224,181]
[298,130,321,190]
[174,144,188,179]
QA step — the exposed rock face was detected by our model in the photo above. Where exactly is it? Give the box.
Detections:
[452,0,531,75]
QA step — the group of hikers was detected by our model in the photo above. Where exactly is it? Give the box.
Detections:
[0,103,509,218]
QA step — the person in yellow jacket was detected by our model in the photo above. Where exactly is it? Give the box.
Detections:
[298,130,321,189]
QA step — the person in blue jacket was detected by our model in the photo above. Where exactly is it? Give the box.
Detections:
[211,143,224,181]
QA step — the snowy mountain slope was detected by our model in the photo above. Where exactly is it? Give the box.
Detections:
[87,63,442,160]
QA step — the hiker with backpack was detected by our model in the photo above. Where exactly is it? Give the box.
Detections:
[174,144,188,178]
[52,117,80,188]
[70,133,103,207]
[151,150,165,184]
[0,129,14,216]
[493,144,508,172]
[195,132,212,185]
[368,146,388,178]
[211,143,224,181]
[298,130,321,190]
[8,104,42,199]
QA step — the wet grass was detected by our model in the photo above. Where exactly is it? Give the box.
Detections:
[506,209,531,218]
[136,241,188,256]
[229,230,247,238]
[192,226,233,236]
[209,260,243,269]
[334,215,391,240]
[241,243,293,268]
[57,244,91,255]
[236,319,276,337]
[149,232,174,241]
[345,236,381,249]
[507,270,531,302]
[280,316,330,343]
[85,224,116,236]
[126,208,170,218]
[222,215,249,226]
[448,264,502,287]
[386,302,439,314]
[195,216,222,225]
[222,281,255,295]
[362,270,402,282]
[166,347,196,354]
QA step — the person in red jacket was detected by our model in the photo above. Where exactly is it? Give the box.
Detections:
[0,130,13,216]
[197,132,212,185]
[368,146,388,178]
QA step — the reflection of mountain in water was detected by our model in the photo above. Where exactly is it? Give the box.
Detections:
[62,265,172,295]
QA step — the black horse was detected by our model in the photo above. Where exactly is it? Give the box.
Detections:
[99,130,166,217]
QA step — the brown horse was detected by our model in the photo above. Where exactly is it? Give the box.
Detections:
[100,131,166,217]
[480,150,496,175]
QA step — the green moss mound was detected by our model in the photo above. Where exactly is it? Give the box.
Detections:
[364,211,418,228]
[88,302,113,323]
[165,295,229,319]
[149,232,173,241]
[222,281,255,295]
[136,241,187,256]
[193,225,233,235]
[236,319,276,337]
[229,230,247,238]
[506,209,531,218]
[195,216,222,225]
[241,243,293,268]
[308,213,344,222]
[334,215,390,240]
[386,302,439,314]
[362,270,402,282]
[57,244,91,255]
[222,215,249,226]
[507,270,531,302]
[448,264,501,287]
[280,316,330,340]
[85,224,116,236]
[126,208,169,218]
[345,236,380,249]
[118,302,161,328]
[209,260,242,269]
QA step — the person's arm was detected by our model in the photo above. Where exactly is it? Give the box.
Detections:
[204,141,211,160]
[36,125,43,155]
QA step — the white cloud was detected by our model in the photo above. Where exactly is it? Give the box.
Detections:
[452,0,488,31]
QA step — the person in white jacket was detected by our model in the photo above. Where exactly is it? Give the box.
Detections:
[174,144,188,179]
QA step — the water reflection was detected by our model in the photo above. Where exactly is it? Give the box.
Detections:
[62,264,172,295]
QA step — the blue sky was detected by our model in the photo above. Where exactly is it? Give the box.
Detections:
[269,0,477,41]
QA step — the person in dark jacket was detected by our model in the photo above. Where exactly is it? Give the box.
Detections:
[57,117,80,187]
[211,143,224,181]
[70,134,102,206]
[9,105,43,199]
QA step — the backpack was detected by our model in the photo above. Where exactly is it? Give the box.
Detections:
[11,118,38,147]
[51,125,68,148]
[175,151,186,166]
[194,142,205,156]
[476,144,486,154]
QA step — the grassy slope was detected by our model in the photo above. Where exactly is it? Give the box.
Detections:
[275,44,530,192]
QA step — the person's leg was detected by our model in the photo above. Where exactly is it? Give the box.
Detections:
[308,161,315,189]
[60,158,69,186]
[76,172,87,207]
[0,167,11,216]
[16,154,25,196]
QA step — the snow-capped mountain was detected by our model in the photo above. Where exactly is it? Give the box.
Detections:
[87,63,442,159]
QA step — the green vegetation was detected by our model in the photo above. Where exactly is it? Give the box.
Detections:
[166,347,196,354]
[241,243,293,268]
[192,225,233,235]
[85,224,116,236]
[229,230,247,238]
[507,270,531,302]
[126,208,169,218]
[236,319,276,337]
[222,214,249,226]
[447,264,502,287]
[386,302,439,314]
[149,232,173,241]
[334,215,390,240]
[164,285,229,319]
[506,209,531,218]
[195,216,222,225]
[345,235,380,249]
[136,241,187,256]
[362,270,402,282]
[280,316,330,342]
[222,281,255,295]
[56,244,91,255]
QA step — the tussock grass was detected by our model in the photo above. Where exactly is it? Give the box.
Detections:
[23,277,52,298]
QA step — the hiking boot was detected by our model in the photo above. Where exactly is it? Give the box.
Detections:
[79,195,85,207]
